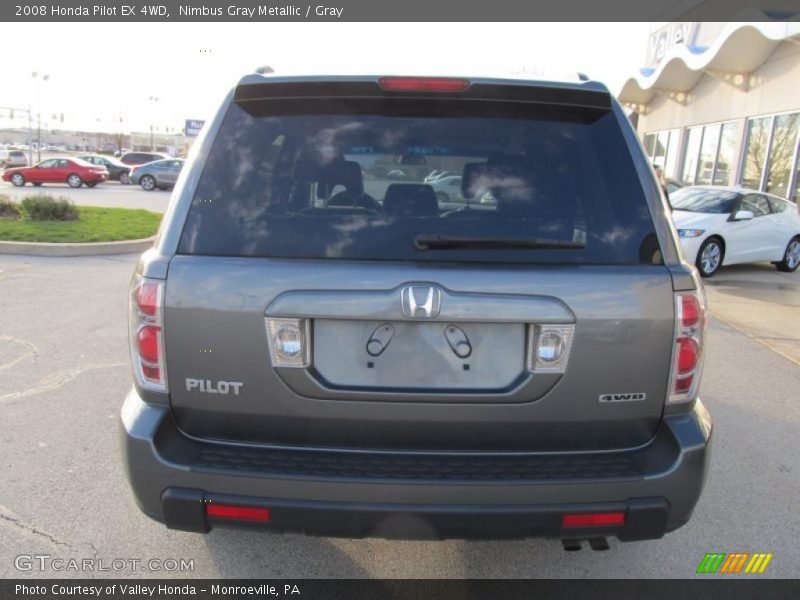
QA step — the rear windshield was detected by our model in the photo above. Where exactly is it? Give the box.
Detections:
[178,97,658,264]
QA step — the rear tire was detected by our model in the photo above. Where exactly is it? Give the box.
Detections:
[775,236,800,272]
[67,174,83,188]
[85,182,97,188]
[10,173,25,187]
[140,175,156,191]
[33,182,42,187]
[120,172,130,185]
[696,237,723,278]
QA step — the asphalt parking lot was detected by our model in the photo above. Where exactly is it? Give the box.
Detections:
[0,180,171,214]
[0,255,798,578]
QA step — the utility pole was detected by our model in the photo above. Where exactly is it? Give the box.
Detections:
[27,106,33,164]
[31,71,49,162]
[148,96,159,151]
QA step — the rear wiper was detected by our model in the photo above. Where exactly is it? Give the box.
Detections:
[414,234,584,251]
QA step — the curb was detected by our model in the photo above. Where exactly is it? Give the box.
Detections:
[0,237,155,257]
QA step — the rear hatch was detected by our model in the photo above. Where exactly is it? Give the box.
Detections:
[163,77,674,452]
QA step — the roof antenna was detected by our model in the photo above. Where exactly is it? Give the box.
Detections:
[255,65,275,75]
[577,72,590,82]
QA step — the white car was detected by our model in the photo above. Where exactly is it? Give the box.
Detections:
[671,186,800,277]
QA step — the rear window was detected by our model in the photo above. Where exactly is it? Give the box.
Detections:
[178,97,658,265]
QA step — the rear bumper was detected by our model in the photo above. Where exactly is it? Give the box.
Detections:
[120,389,712,541]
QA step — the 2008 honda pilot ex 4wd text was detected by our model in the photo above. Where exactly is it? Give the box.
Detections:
[121,75,712,546]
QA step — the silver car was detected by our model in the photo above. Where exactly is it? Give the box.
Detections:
[2,150,28,169]
[122,75,711,546]
[129,158,184,191]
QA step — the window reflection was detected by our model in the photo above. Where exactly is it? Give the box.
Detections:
[695,123,720,185]
[713,122,740,186]
[766,113,799,198]
[681,127,703,184]
[741,117,770,190]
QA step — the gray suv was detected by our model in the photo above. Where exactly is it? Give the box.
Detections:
[122,75,711,547]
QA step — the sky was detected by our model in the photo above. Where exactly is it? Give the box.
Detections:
[0,22,653,134]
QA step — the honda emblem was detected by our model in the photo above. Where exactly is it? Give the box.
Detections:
[401,285,442,319]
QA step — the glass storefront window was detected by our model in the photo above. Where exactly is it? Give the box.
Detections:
[681,127,703,184]
[713,122,741,186]
[665,129,681,177]
[741,117,771,190]
[695,123,720,185]
[644,133,656,156]
[653,131,669,168]
[793,161,799,204]
[765,113,799,198]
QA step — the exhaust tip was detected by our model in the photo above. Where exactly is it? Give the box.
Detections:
[562,539,582,552]
[588,537,610,551]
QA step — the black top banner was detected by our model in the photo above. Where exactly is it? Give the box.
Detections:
[2,0,800,21]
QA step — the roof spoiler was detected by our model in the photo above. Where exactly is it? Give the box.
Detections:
[233,75,612,112]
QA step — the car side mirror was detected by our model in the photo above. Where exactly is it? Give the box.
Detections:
[733,210,754,221]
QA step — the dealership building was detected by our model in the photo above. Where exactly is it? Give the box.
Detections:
[619,21,800,203]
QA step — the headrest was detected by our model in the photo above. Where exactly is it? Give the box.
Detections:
[383,184,439,217]
[293,154,363,192]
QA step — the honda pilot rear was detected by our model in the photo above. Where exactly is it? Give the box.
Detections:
[121,75,711,545]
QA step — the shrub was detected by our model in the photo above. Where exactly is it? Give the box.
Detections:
[0,195,21,219]
[20,194,79,221]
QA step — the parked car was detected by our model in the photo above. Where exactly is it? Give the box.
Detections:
[2,157,108,188]
[2,150,29,169]
[424,169,455,183]
[122,74,711,546]
[129,158,184,191]
[78,154,132,184]
[119,151,169,166]
[430,175,464,204]
[671,186,800,277]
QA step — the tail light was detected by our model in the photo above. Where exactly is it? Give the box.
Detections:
[129,275,167,392]
[378,77,471,93]
[668,291,705,402]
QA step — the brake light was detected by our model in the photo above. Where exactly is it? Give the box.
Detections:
[562,512,626,528]
[378,77,471,93]
[135,280,159,316]
[137,325,161,363]
[668,291,705,402]
[205,503,270,522]
[129,275,167,392]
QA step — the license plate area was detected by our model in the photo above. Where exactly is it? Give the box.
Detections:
[313,319,525,391]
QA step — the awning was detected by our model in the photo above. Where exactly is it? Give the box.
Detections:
[618,21,800,107]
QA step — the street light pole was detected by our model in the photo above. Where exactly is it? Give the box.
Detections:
[27,104,32,165]
[148,96,159,151]
[31,71,49,162]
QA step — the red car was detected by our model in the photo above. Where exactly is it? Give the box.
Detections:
[2,157,108,188]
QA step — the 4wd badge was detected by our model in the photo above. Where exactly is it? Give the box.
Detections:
[599,392,647,403]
